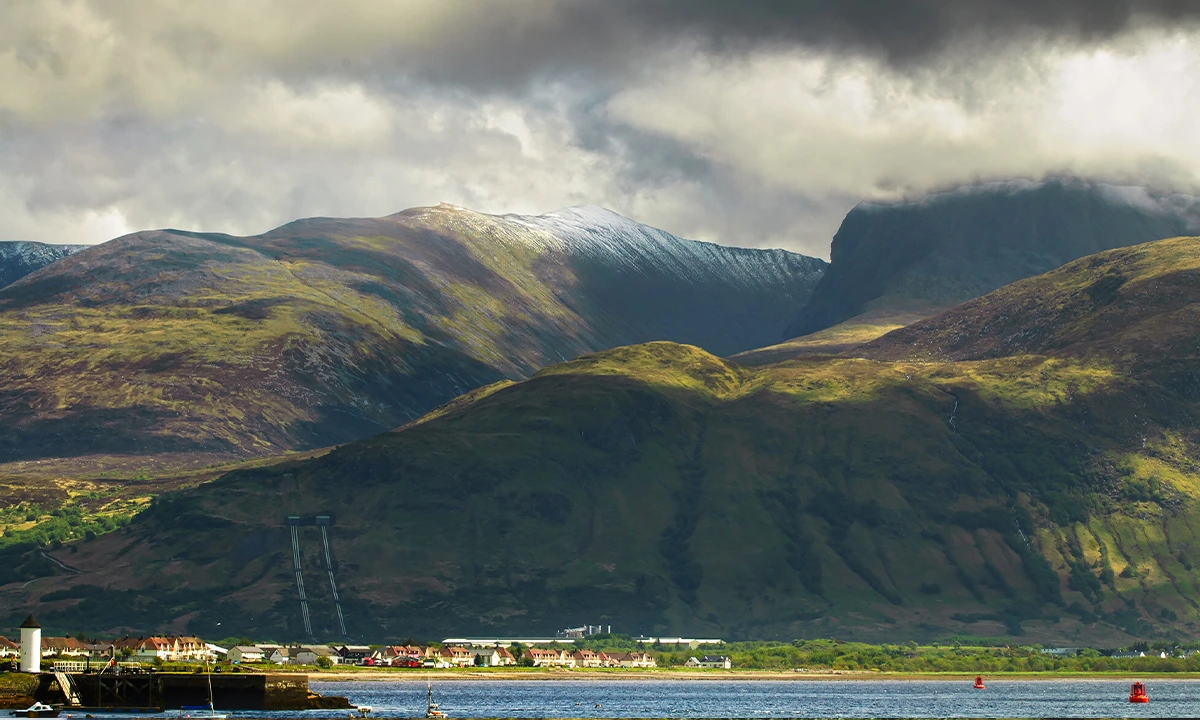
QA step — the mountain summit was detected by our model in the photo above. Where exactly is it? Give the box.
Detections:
[0,241,86,289]
[783,180,1200,340]
[0,204,824,465]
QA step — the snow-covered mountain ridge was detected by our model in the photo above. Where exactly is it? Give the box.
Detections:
[0,241,88,289]
[514,205,823,290]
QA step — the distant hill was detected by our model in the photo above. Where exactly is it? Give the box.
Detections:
[20,233,1200,644]
[0,204,824,465]
[783,180,1200,340]
[0,241,86,289]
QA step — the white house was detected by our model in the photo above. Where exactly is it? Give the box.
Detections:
[571,650,603,668]
[0,636,18,658]
[229,646,266,664]
[471,648,502,667]
[527,648,574,667]
[295,646,340,665]
[695,655,731,669]
[609,652,656,668]
[128,637,175,662]
[439,646,477,667]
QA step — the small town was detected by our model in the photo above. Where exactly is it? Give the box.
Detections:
[0,635,702,669]
[0,619,734,672]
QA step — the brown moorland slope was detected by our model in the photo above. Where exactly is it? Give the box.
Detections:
[0,204,824,469]
[13,236,1200,645]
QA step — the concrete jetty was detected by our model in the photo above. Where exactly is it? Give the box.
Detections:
[32,671,347,711]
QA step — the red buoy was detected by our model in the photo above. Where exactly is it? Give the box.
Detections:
[1129,681,1148,703]
[973,676,986,689]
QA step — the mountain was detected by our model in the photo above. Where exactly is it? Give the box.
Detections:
[0,204,824,467]
[782,180,1200,341]
[0,241,86,289]
[17,233,1200,643]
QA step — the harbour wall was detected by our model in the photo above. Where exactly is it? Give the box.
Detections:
[33,672,320,710]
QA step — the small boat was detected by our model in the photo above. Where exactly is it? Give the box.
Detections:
[181,658,228,719]
[12,702,60,718]
[425,679,447,718]
[973,676,985,690]
[1129,681,1149,703]
[179,705,228,719]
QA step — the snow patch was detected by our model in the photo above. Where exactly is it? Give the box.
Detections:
[503,205,825,289]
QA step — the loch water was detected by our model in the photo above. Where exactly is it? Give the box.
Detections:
[288,678,1196,718]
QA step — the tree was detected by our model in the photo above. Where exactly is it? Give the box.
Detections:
[316,655,333,669]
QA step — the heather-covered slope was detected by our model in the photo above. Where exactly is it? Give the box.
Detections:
[18,235,1200,644]
[784,180,1200,340]
[862,234,1200,364]
[0,204,823,465]
[0,241,86,289]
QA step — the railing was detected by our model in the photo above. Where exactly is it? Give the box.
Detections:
[51,660,144,672]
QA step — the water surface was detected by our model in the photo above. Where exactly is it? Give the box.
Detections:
[52,679,1199,718]
[300,678,1198,718]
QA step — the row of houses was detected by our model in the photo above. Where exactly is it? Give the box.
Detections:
[525,648,656,668]
[382,645,656,668]
[3,636,698,670]
[225,642,659,668]
[0,635,217,662]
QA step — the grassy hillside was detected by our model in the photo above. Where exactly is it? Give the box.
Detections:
[0,204,823,469]
[784,180,1198,341]
[863,234,1200,364]
[10,237,1200,643]
[731,309,930,366]
[13,234,1200,644]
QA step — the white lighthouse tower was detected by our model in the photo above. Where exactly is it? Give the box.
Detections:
[19,614,41,673]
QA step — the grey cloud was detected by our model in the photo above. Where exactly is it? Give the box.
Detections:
[612,0,1200,63]
[3,1,1200,262]
[370,0,1200,89]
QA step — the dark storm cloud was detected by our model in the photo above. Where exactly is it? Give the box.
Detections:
[395,0,1200,89]
[619,0,1200,62]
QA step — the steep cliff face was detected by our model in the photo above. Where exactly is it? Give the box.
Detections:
[514,205,826,356]
[0,204,823,464]
[0,241,87,289]
[784,180,1200,339]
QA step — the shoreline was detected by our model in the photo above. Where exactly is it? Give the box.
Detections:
[308,669,1200,682]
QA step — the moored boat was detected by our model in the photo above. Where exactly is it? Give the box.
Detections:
[12,702,60,718]
[425,679,447,718]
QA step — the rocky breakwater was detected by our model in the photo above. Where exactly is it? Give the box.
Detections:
[0,671,38,709]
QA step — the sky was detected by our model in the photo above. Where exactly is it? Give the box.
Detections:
[3,0,1200,258]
